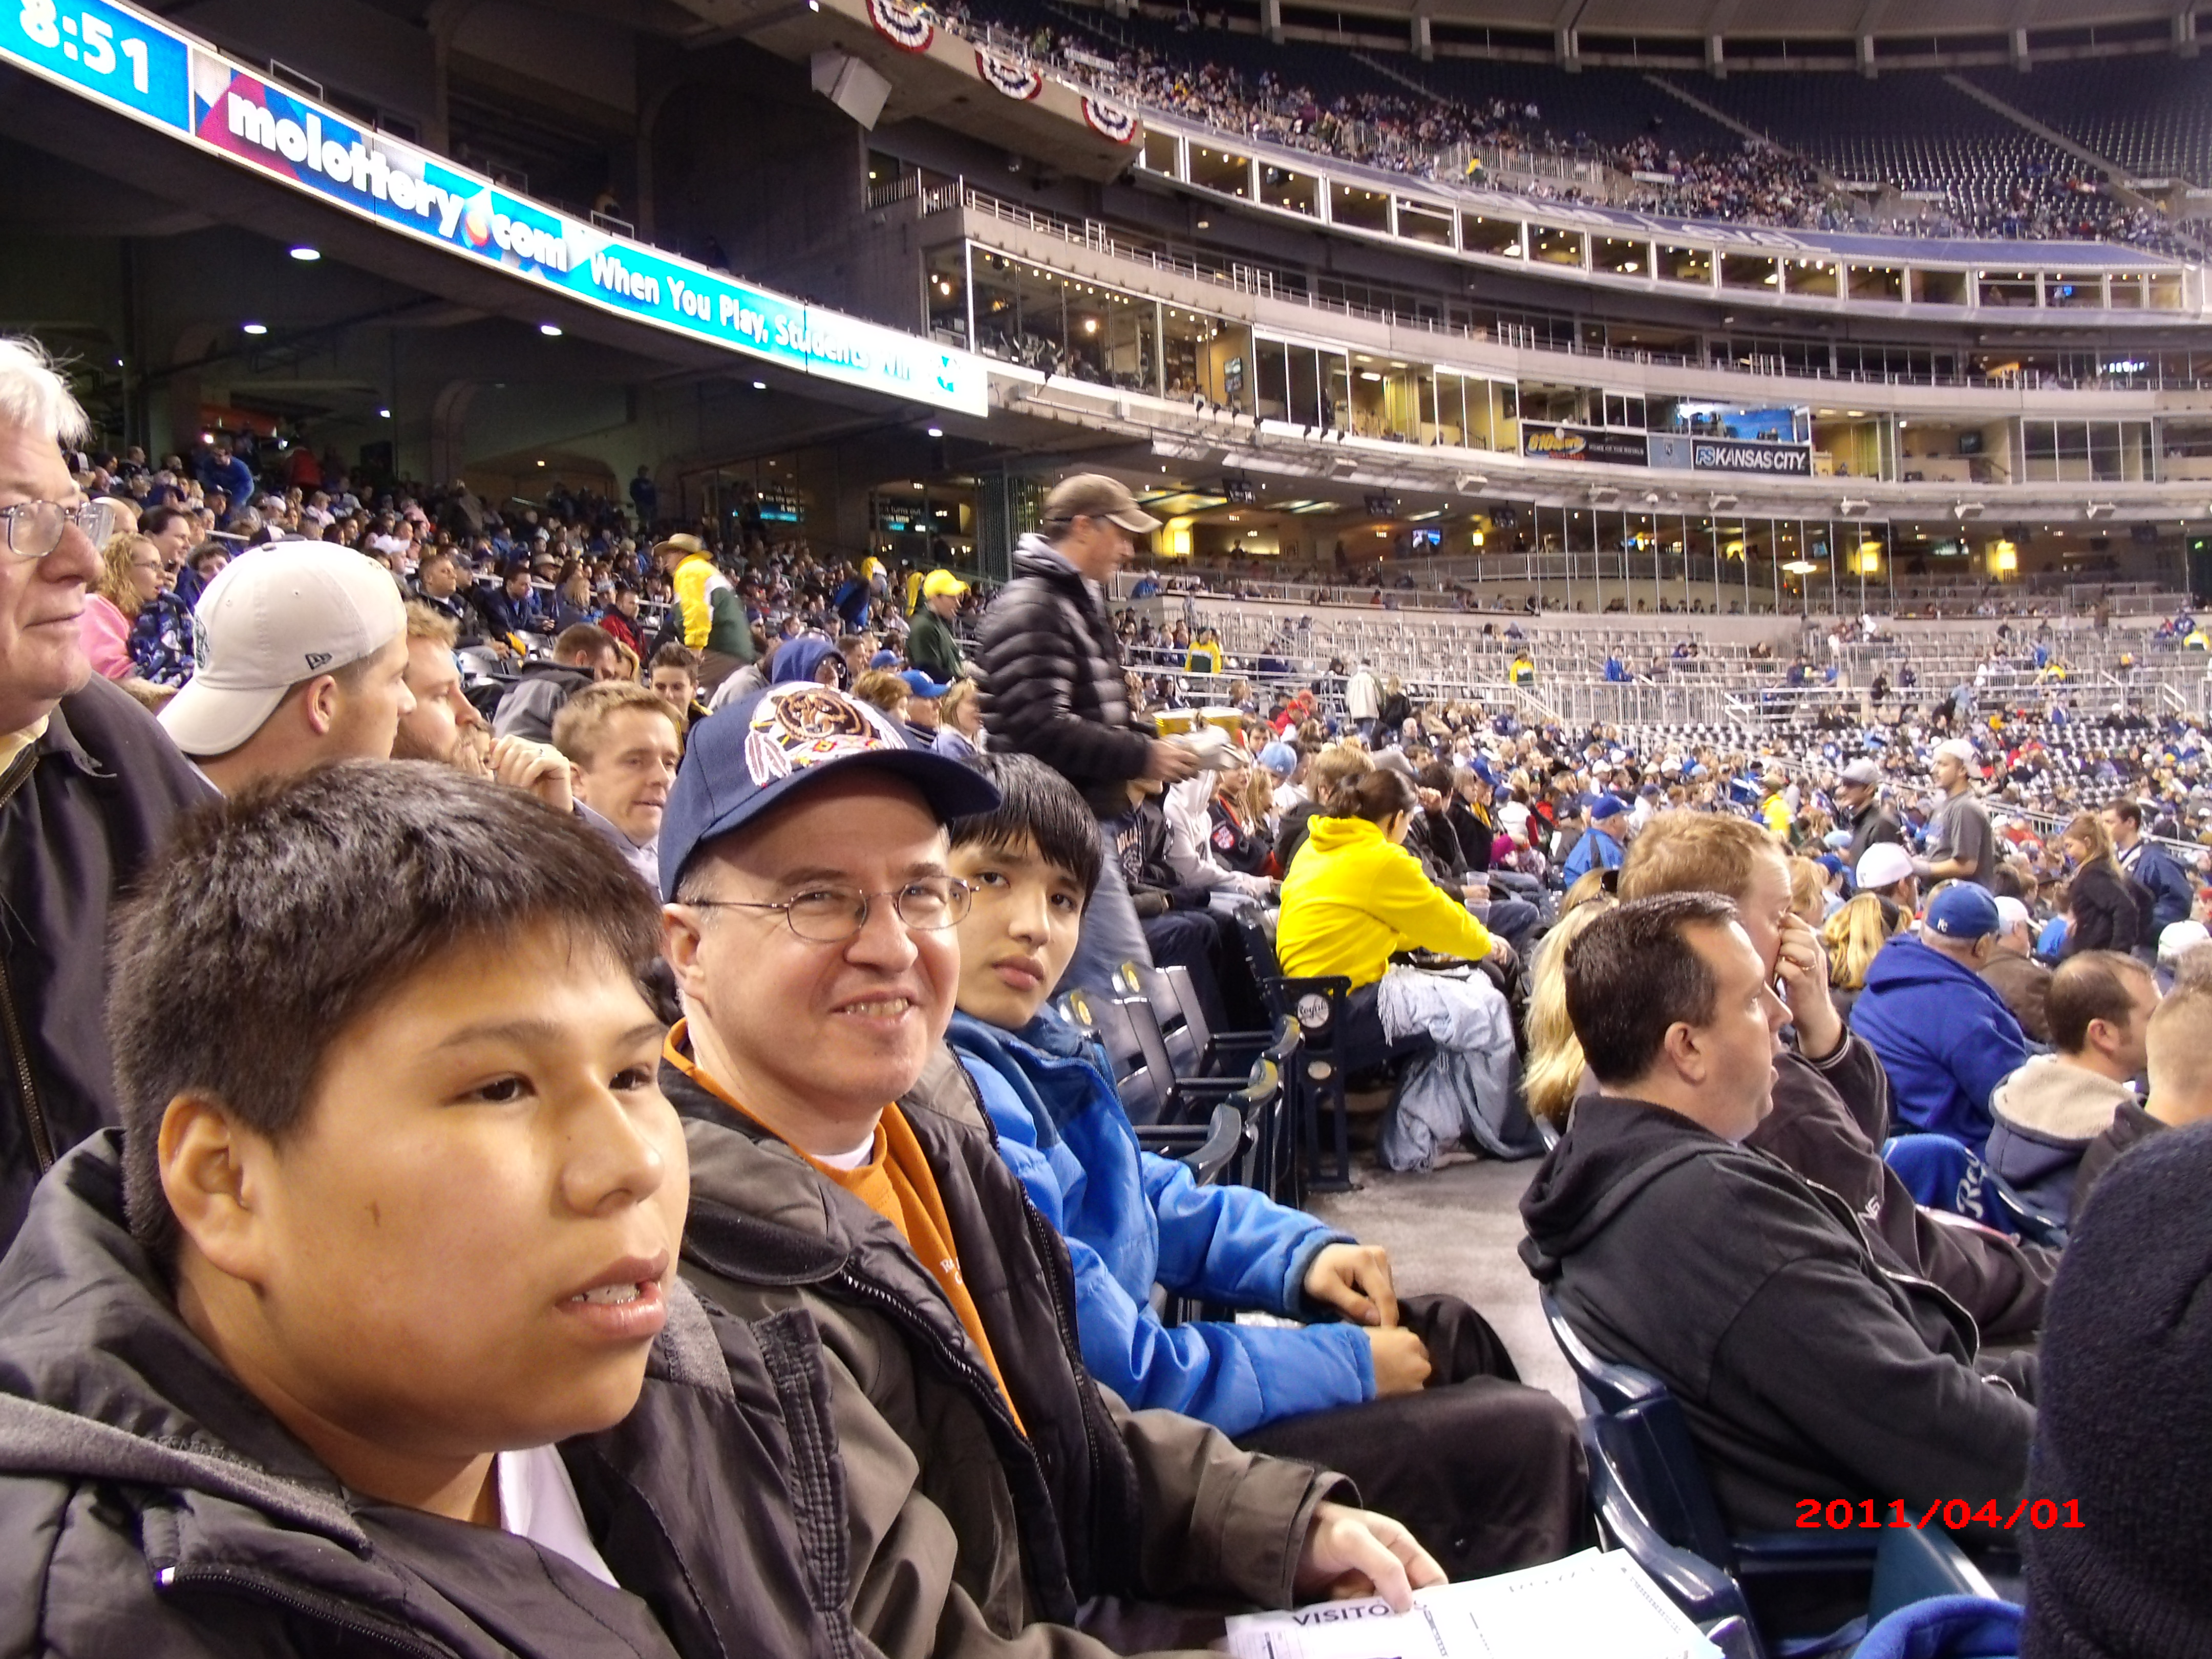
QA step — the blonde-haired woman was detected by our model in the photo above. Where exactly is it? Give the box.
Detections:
[1523,897,1618,1128]
[80,534,162,686]
[1822,891,1892,1023]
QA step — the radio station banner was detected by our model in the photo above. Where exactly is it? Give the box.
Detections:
[1522,423,1649,467]
[1691,437,1815,476]
[0,0,989,416]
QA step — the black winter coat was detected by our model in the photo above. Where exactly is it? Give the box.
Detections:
[2061,860,2147,957]
[1522,1095,2037,1536]
[0,677,209,1253]
[975,538,1150,815]
[0,1135,857,1659]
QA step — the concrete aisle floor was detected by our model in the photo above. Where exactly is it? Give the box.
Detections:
[1308,1157,1577,1410]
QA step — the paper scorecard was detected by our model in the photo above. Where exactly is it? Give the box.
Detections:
[1223,1549,1720,1659]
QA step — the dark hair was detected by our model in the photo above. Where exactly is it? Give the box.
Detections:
[2047,951,2154,1055]
[187,540,228,570]
[649,642,700,676]
[1322,769,1417,824]
[1416,760,1457,797]
[554,623,616,665]
[1990,865,2027,902]
[142,503,193,540]
[110,762,663,1264]
[502,560,531,581]
[2109,799,2143,831]
[949,752,1102,897]
[1565,891,1740,1086]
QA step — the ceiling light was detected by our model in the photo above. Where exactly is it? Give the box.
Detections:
[377,407,392,419]
[241,322,267,335]
[926,425,943,438]
[539,323,563,336]
[752,380,767,390]
[288,245,320,262]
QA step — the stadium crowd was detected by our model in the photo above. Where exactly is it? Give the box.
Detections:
[3,327,2209,1656]
[928,2,2194,251]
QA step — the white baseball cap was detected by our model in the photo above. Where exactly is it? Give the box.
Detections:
[1933,738,1980,765]
[161,543,406,758]
[1856,842,1917,891]
[1994,896,2032,935]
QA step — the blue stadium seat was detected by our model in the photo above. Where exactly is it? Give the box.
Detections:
[1539,1290,1996,1658]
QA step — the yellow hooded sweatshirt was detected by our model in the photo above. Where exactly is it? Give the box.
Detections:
[1277,814,1496,987]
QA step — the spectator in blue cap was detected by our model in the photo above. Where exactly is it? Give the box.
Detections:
[1851,883,2031,1156]
[1256,740,1303,816]
[1560,795,1630,883]
[898,668,949,750]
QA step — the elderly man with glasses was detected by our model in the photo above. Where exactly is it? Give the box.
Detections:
[654,679,1441,1659]
[0,335,210,1252]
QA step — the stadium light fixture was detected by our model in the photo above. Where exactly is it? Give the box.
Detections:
[288,245,320,262]
[2083,501,2115,518]
[1839,498,1870,516]
[539,323,563,336]
[241,322,267,335]
[926,425,944,438]
[1955,502,1985,519]
[1454,473,1488,492]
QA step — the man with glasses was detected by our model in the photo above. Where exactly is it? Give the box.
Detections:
[0,334,210,1252]
[657,680,1440,1659]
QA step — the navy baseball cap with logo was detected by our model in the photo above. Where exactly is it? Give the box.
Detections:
[658,682,1002,901]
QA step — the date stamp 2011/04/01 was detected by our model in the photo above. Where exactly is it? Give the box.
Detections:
[1796,1499,2082,1531]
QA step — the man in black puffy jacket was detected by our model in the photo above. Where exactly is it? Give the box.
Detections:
[975,474,1202,994]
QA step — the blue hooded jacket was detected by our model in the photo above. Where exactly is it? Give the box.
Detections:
[1848,935,2029,1157]
[945,1010,1371,1436]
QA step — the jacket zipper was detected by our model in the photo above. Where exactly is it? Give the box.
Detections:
[944,1062,1111,1500]
[0,749,53,1173]
[156,1564,453,1657]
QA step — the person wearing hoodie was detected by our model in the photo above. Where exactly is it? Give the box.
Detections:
[1851,885,2032,1157]
[1832,757,1904,866]
[491,622,622,742]
[2104,797,2193,949]
[1619,813,2054,1341]
[974,474,1202,997]
[942,754,1584,1581]
[1986,952,2158,1225]
[1522,893,2037,1560]
[0,763,845,1657]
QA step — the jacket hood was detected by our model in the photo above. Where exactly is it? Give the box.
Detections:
[1861,933,1996,996]
[770,634,842,686]
[1012,534,1079,580]
[0,1133,370,1545]
[1990,1054,2137,1142]
[1304,814,1386,855]
[1518,1095,1729,1278]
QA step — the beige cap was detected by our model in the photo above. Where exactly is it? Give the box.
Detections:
[160,543,406,757]
[1041,473,1159,534]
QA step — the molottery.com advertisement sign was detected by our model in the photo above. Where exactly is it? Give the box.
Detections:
[0,0,988,416]
[1691,437,1814,476]
[1521,424,1649,467]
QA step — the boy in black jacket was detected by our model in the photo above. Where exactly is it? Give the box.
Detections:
[0,764,846,1658]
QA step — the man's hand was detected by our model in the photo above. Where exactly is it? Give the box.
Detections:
[1304,1242,1398,1326]
[1362,1326,1432,1397]
[1416,786,1445,813]
[1143,739,1204,782]
[1293,1501,1446,1611]
[1485,937,1516,971]
[1774,911,1842,1059]
[488,735,575,813]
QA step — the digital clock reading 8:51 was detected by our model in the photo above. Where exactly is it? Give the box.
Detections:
[6,0,189,129]
[19,0,151,88]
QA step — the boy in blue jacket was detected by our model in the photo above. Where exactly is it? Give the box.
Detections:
[943,752,1586,1580]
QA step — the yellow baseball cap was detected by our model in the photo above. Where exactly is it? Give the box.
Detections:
[922,569,968,599]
